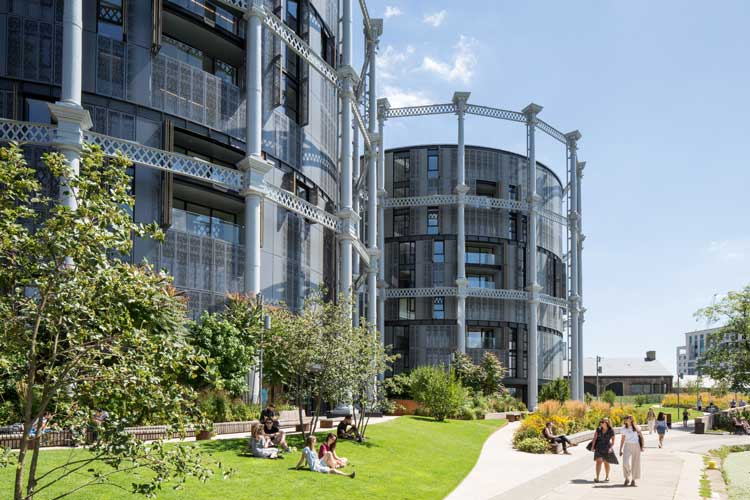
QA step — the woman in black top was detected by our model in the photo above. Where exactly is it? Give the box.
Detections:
[589,418,615,482]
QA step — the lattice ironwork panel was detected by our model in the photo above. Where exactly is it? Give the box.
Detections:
[384,194,458,208]
[86,132,243,189]
[385,103,456,119]
[464,194,528,211]
[385,287,459,299]
[536,119,567,144]
[0,119,54,144]
[351,104,371,149]
[261,10,339,86]
[465,288,529,301]
[465,104,525,123]
[264,185,338,231]
[540,294,568,309]
[212,0,248,10]
[352,238,370,267]
[539,207,567,226]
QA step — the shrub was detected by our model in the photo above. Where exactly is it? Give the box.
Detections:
[590,400,611,413]
[488,392,526,412]
[516,437,550,454]
[537,400,561,418]
[539,378,570,404]
[409,366,467,421]
[634,394,648,406]
[601,390,616,405]
[458,406,477,421]
[384,373,412,399]
[584,392,593,405]
[512,423,544,448]
[563,400,587,420]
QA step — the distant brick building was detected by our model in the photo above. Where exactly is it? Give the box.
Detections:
[583,351,673,397]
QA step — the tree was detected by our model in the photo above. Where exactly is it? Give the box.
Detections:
[410,366,466,421]
[601,389,617,405]
[0,144,222,500]
[479,352,507,396]
[695,285,750,394]
[189,294,263,396]
[539,377,570,404]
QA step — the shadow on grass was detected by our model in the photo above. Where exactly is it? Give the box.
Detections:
[410,416,449,423]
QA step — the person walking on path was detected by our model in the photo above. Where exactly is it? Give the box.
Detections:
[655,412,668,448]
[697,395,703,412]
[619,415,644,487]
[646,408,656,434]
[682,409,689,428]
[589,418,616,483]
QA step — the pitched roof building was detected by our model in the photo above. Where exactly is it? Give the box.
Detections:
[583,351,673,397]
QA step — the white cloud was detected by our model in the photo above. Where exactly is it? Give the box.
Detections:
[384,6,402,19]
[423,10,447,27]
[420,35,478,85]
[382,85,432,108]
[708,239,750,261]
[376,45,415,80]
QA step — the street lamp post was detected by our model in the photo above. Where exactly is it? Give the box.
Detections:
[596,355,602,399]
[260,313,270,405]
[677,372,683,427]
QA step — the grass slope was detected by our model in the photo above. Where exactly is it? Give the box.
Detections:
[635,405,703,422]
[724,451,750,500]
[0,416,505,500]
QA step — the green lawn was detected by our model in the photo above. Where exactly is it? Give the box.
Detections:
[724,450,750,500]
[1,416,505,500]
[635,405,703,422]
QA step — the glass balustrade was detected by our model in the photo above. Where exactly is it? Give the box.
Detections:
[171,207,242,244]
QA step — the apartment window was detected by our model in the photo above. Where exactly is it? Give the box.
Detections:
[282,0,301,123]
[427,207,439,235]
[98,0,125,40]
[466,245,495,265]
[521,215,528,241]
[433,240,445,263]
[476,180,497,198]
[427,148,439,179]
[205,1,239,34]
[321,28,335,66]
[393,152,410,197]
[393,208,410,237]
[468,328,495,349]
[399,241,416,265]
[433,297,445,319]
[161,35,204,69]
[387,326,410,374]
[25,98,52,124]
[398,270,415,288]
[214,60,237,85]
[398,298,416,320]
[508,326,518,377]
[509,212,518,240]
[172,198,240,244]
[468,274,495,289]
[508,184,518,200]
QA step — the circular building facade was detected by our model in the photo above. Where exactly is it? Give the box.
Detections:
[383,144,566,400]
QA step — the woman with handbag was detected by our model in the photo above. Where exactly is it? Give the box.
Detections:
[619,415,644,486]
[588,417,616,482]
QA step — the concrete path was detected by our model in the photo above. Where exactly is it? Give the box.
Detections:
[447,422,750,500]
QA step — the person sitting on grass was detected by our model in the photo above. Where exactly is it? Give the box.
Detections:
[263,417,291,452]
[337,415,362,442]
[296,435,355,478]
[260,403,277,423]
[249,423,280,459]
[542,421,575,455]
[319,433,348,469]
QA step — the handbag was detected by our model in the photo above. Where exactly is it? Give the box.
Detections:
[585,441,593,451]
[606,451,619,465]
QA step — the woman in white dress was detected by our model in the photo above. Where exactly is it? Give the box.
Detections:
[619,415,644,487]
[295,435,355,478]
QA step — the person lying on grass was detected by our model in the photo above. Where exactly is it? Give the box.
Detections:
[296,435,355,478]
[319,433,348,469]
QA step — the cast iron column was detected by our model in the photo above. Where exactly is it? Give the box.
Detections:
[453,92,470,355]
[566,130,582,401]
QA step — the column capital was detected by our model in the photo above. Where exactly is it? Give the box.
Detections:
[366,18,383,43]
[337,207,361,241]
[522,103,543,123]
[577,160,586,175]
[237,154,273,197]
[377,97,391,121]
[455,183,469,195]
[377,188,388,198]
[452,91,471,114]
[337,65,359,84]
[49,102,92,152]
[367,246,380,258]
[369,132,381,146]
[565,130,582,148]
[527,192,542,207]
[244,0,265,19]
[526,283,543,295]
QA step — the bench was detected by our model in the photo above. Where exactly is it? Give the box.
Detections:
[548,441,564,454]
[124,425,168,441]
[277,410,313,432]
[320,417,344,429]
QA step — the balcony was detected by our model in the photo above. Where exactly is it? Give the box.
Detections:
[466,251,496,266]
[171,207,242,245]
[151,52,245,139]
[467,275,496,289]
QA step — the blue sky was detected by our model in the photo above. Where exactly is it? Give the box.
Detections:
[360,0,750,373]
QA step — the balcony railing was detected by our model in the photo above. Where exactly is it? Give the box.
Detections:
[466,252,496,265]
[150,52,245,139]
[171,208,242,245]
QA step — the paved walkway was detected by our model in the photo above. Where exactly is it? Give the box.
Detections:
[447,422,750,500]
